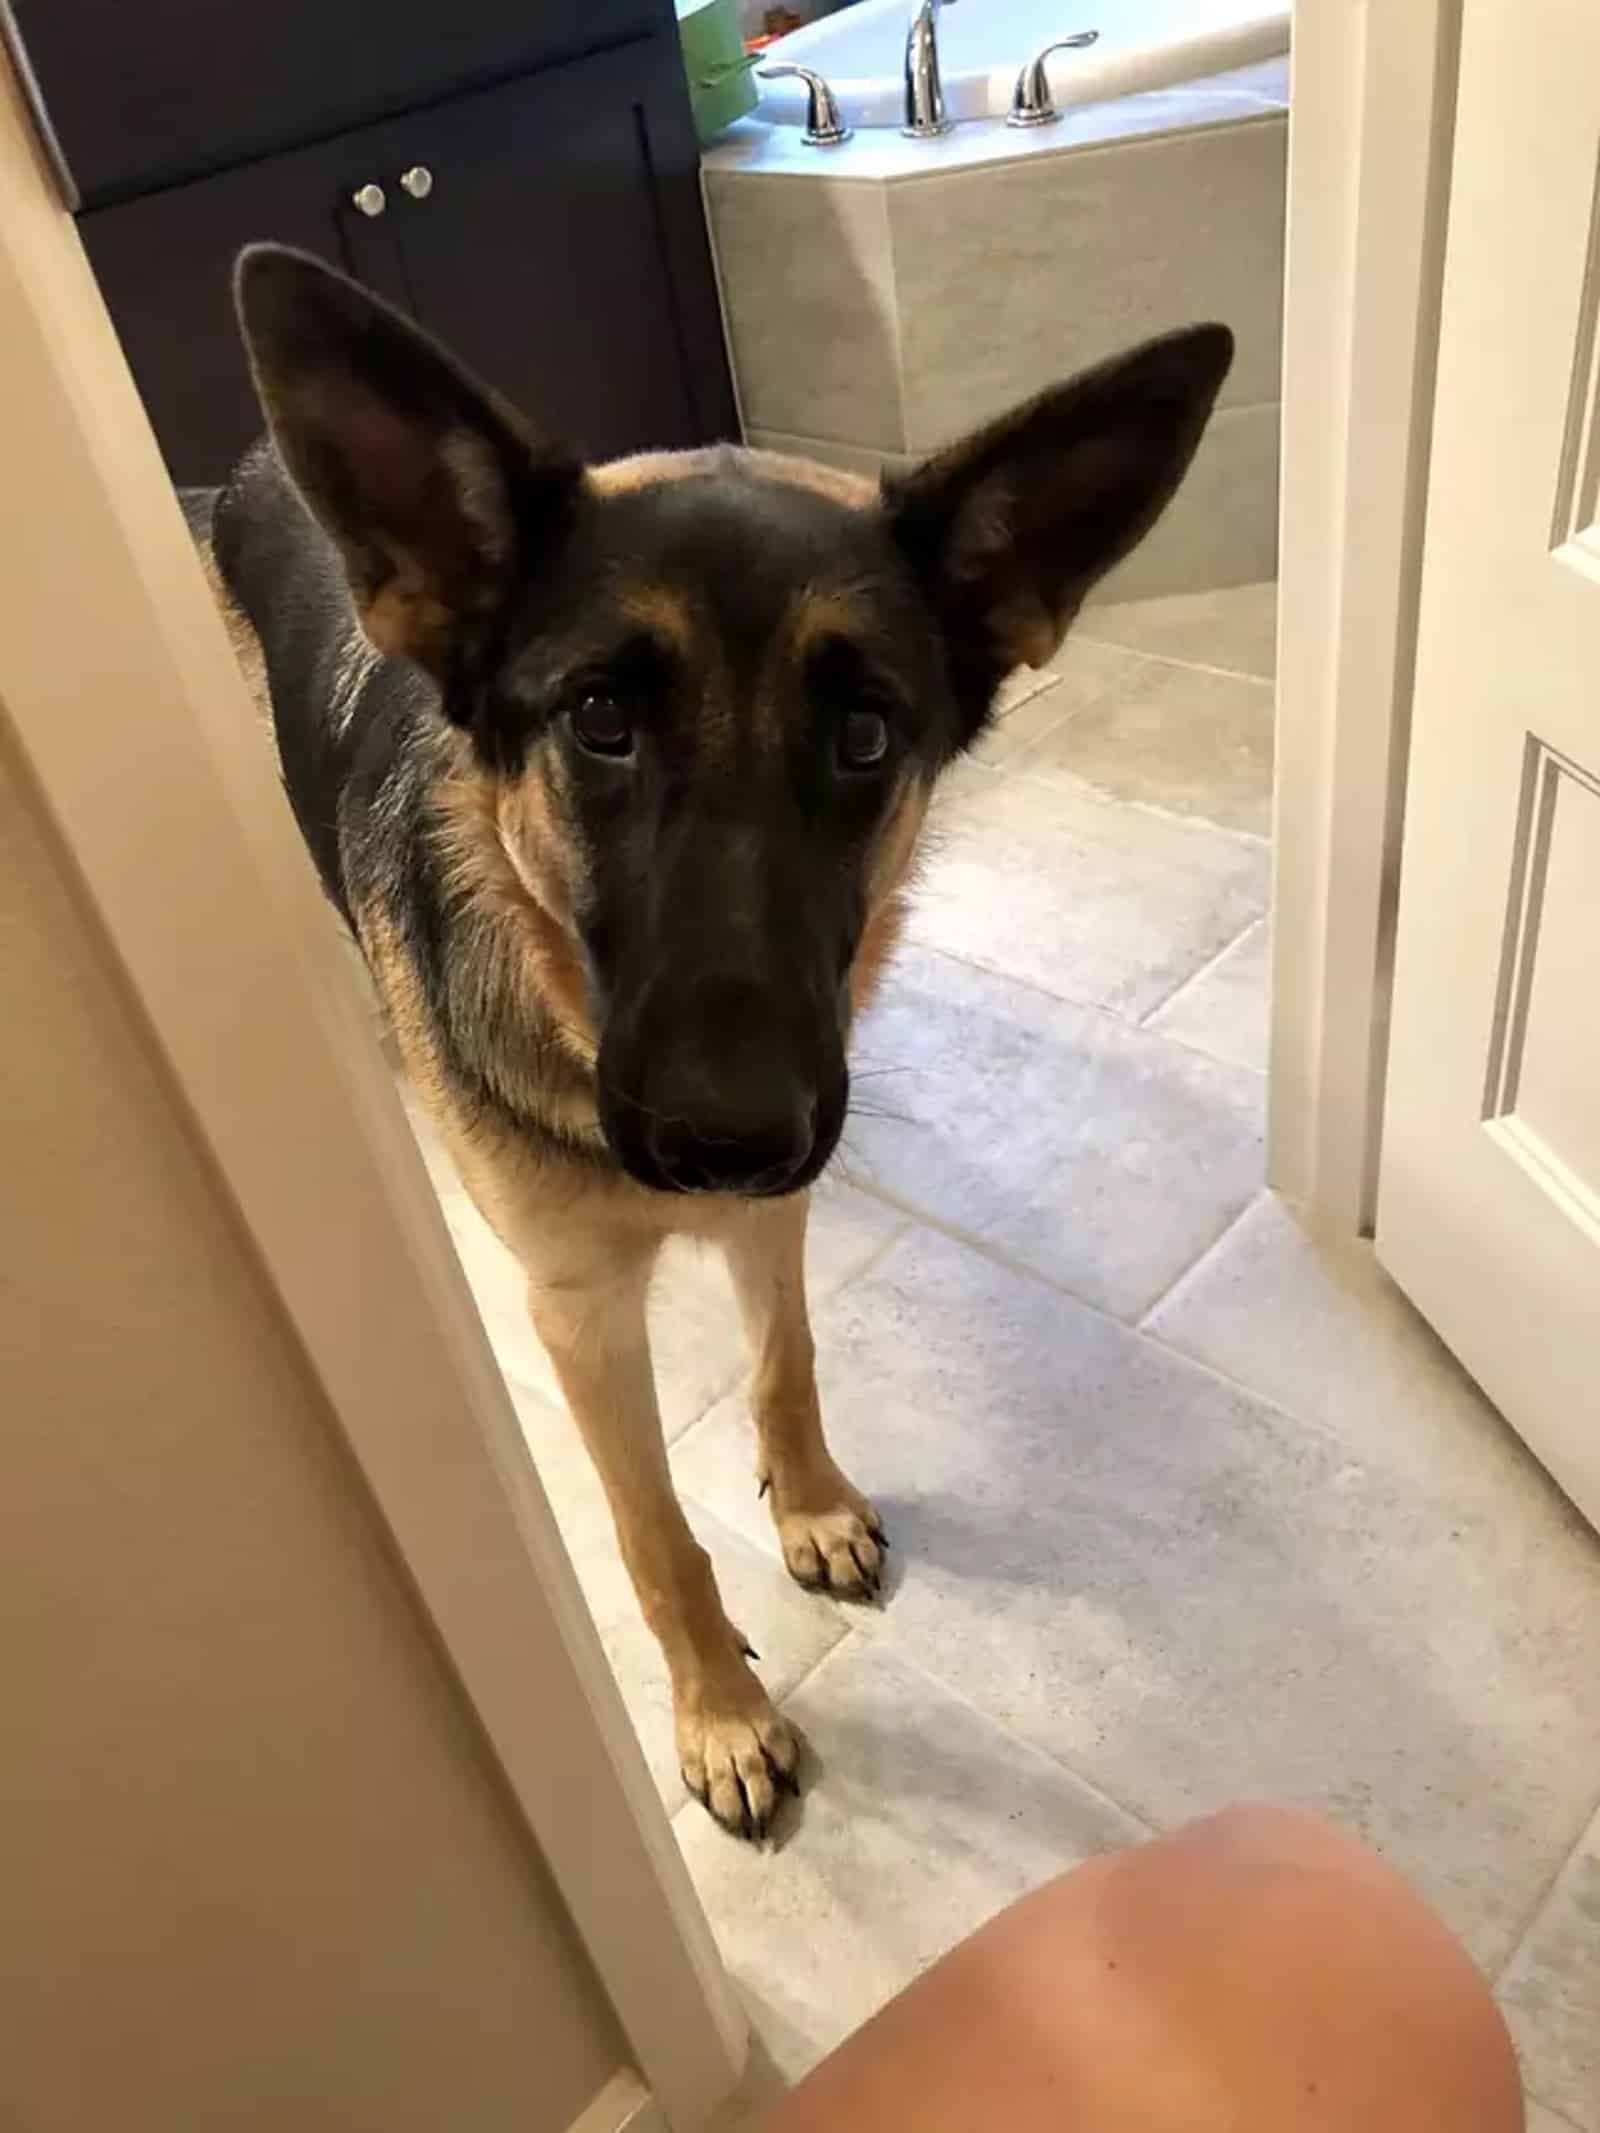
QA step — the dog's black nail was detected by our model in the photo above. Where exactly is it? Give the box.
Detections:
[849,1542,881,1592]
[762,1743,800,1798]
[757,1476,771,1499]
[734,1773,764,1843]
[759,1740,797,1791]
[741,1640,761,1663]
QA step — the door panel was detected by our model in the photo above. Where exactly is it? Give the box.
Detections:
[382,37,736,461]
[1378,1,1600,1525]
[81,127,407,486]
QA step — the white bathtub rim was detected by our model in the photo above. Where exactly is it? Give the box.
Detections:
[756,3,1289,132]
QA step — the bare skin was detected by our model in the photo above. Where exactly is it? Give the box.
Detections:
[760,1806,1525,2133]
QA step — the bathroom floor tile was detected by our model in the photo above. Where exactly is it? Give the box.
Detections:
[978,633,1169,771]
[1498,1810,1600,2133]
[1145,1194,1537,1486]
[429,1160,903,1440]
[1526,2102,1588,2133]
[675,1224,1600,1970]
[1078,580,1278,680]
[910,769,1270,1019]
[1013,646,1274,836]
[671,1638,1145,2080]
[1145,918,1271,1073]
[845,943,1264,1318]
[974,668,1070,767]
[509,1378,848,1812]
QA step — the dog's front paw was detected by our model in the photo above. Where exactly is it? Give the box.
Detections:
[676,1671,802,1842]
[777,1502,887,1598]
[762,1463,887,1600]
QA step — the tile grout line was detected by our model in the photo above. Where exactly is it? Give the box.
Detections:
[1123,1021,1266,1082]
[668,1216,915,1460]
[1136,913,1269,1032]
[663,1353,754,1452]
[1489,1795,1600,1992]
[935,708,1275,855]
[808,1177,1415,1476]
[888,929,1240,1041]
[868,932,1269,1087]
[1523,2093,1585,2133]
[833,1139,1266,1342]
[854,1639,1163,1841]
[765,1619,865,1715]
[1068,630,1276,690]
[876,180,910,458]
[802,1174,1279,1391]
[1133,1190,1265,1330]
[665,1211,913,1458]
[828,1214,918,1294]
[994,761,1272,849]
[979,685,1087,774]
[674,1484,854,1649]
[478,1138,1282,1485]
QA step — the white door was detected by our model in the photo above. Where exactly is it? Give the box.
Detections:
[1378,0,1600,1527]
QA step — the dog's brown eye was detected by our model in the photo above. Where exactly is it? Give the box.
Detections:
[838,708,890,772]
[569,692,634,760]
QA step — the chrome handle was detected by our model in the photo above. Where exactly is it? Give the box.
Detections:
[1008,29,1099,128]
[351,180,387,217]
[758,63,851,146]
[399,164,434,200]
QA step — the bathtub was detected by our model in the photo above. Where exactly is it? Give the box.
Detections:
[703,5,1289,601]
[757,0,1290,132]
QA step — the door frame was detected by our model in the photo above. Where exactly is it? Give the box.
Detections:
[1269,0,1463,1233]
[0,53,744,2133]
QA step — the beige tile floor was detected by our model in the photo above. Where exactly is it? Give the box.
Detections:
[411,582,1599,2133]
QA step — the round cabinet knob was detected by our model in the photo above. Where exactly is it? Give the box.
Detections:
[399,165,434,200]
[351,181,387,218]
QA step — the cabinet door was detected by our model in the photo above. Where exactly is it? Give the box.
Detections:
[381,36,737,460]
[10,0,663,208]
[80,126,407,487]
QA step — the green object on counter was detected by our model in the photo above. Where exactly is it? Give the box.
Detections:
[677,0,759,145]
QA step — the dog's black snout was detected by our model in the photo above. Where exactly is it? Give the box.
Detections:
[647,1101,818,1197]
[600,970,840,1198]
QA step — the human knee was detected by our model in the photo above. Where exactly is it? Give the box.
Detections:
[1183,1799,1365,1863]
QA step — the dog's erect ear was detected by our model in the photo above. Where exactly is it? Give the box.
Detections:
[233,245,582,675]
[884,324,1233,725]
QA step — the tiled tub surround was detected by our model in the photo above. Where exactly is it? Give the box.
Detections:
[702,60,1287,601]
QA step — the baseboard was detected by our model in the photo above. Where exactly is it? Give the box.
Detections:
[568,2069,669,2133]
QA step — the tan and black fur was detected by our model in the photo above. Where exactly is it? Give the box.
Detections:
[207,247,1231,1839]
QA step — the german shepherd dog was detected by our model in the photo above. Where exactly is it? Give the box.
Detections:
[208,247,1230,1840]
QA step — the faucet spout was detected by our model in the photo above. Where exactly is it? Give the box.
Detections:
[903,0,955,138]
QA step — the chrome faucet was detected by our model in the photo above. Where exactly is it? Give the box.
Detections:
[903,0,955,139]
